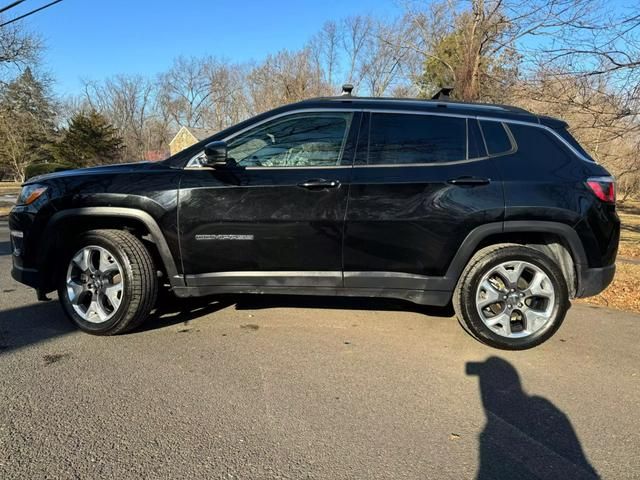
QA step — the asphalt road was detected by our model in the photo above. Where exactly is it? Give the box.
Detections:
[1,222,639,479]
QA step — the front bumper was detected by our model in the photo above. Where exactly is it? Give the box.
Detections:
[575,264,616,298]
[9,223,46,292]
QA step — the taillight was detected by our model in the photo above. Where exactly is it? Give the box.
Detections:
[586,176,615,203]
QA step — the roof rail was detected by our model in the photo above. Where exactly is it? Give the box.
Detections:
[431,87,453,100]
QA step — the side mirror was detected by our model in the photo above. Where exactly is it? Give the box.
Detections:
[203,141,228,167]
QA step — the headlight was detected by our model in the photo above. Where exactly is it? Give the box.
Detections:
[17,184,48,206]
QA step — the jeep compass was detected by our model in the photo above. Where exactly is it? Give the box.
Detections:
[9,91,619,349]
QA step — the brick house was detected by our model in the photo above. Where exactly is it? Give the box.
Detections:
[169,127,217,155]
[144,150,170,161]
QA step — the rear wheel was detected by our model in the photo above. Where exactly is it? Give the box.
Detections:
[58,229,158,335]
[453,245,569,350]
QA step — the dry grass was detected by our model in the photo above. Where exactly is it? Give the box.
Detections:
[577,263,640,314]
[577,199,640,313]
[618,199,640,260]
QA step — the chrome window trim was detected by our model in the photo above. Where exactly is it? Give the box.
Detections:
[477,119,518,158]
[352,155,495,168]
[478,116,595,164]
[465,118,470,160]
[363,110,470,167]
[184,106,593,169]
[186,108,357,169]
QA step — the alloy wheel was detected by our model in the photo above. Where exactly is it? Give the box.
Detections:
[65,245,124,323]
[475,260,556,338]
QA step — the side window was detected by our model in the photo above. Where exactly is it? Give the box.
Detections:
[479,120,513,156]
[553,127,594,161]
[468,119,486,159]
[508,124,572,163]
[368,113,466,165]
[227,112,352,167]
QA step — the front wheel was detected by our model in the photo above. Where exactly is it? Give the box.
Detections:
[58,229,158,335]
[453,245,569,350]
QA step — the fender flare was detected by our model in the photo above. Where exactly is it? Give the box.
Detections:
[44,207,184,287]
[443,220,587,288]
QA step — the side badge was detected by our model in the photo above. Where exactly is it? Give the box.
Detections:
[195,234,254,241]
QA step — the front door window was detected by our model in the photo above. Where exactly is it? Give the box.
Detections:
[227,112,353,168]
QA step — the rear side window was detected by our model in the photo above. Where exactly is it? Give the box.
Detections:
[553,128,594,161]
[480,120,513,156]
[368,113,466,165]
[508,124,572,164]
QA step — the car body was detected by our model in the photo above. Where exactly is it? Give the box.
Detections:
[9,94,620,348]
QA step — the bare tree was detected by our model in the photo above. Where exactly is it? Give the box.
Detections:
[0,19,41,83]
[158,56,212,129]
[308,21,341,87]
[341,15,375,87]
[359,19,416,96]
[402,0,603,101]
[247,49,332,114]
[0,112,29,181]
[201,60,250,131]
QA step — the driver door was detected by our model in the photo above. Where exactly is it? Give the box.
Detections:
[179,111,359,289]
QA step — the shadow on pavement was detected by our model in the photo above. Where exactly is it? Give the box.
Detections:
[0,295,233,351]
[0,291,454,351]
[467,357,600,479]
[0,301,75,355]
[0,240,11,256]
[135,293,237,332]
[232,294,454,317]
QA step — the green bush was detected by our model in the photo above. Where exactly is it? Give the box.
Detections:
[25,162,74,180]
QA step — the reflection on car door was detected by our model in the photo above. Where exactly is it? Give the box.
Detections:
[179,111,360,289]
[343,112,504,293]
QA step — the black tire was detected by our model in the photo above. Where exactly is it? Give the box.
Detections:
[453,244,569,350]
[58,229,158,335]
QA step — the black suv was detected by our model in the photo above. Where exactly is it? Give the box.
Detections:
[9,93,619,349]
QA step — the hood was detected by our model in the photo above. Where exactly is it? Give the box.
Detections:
[26,161,168,184]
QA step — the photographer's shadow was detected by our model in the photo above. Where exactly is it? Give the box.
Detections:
[467,357,600,480]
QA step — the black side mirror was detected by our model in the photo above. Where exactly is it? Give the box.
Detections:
[203,141,228,167]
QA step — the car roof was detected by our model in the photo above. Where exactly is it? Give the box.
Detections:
[163,94,554,167]
[290,96,541,123]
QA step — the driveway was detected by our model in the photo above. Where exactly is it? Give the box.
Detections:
[0,222,638,479]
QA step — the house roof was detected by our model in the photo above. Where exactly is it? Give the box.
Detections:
[187,127,217,141]
[169,126,217,146]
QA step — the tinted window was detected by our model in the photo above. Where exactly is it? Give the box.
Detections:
[480,121,513,155]
[227,113,352,167]
[508,124,572,164]
[468,119,486,158]
[368,113,466,165]
[553,128,594,161]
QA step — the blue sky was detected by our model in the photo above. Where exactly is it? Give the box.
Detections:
[13,0,401,96]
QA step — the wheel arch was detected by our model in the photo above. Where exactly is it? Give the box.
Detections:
[446,221,587,297]
[39,207,183,292]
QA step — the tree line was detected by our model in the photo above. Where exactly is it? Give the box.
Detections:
[0,0,638,198]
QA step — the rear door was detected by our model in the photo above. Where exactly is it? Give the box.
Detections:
[179,110,359,288]
[343,111,505,290]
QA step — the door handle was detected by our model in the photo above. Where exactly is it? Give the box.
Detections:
[298,179,341,189]
[447,176,491,186]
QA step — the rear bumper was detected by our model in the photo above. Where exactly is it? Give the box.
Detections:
[11,263,43,289]
[575,264,616,298]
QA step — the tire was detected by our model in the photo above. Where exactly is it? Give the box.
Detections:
[58,229,158,335]
[453,244,569,350]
